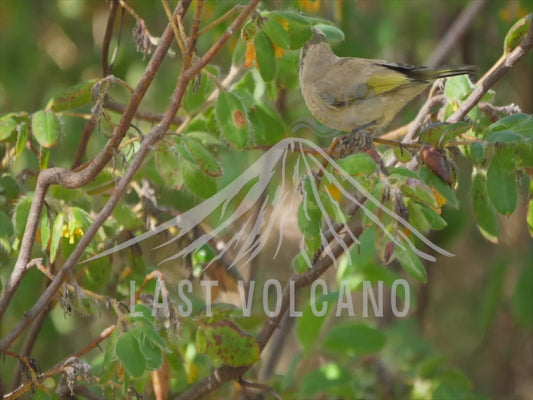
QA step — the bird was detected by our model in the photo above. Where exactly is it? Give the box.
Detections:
[299,27,476,134]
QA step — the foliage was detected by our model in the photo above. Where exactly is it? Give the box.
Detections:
[0,1,532,399]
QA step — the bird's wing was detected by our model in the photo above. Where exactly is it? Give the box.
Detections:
[314,59,423,108]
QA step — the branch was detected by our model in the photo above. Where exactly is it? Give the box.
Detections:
[449,23,533,123]
[427,0,489,67]
[0,0,192,344]
[104,99,184,125]
[102,0,120,76]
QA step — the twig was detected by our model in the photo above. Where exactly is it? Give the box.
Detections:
[199,5,245,36]
[104,99,184,125]
[162,0,188,56]
[238,378,283,400]
[72,117,96,169]
[448,23,533,123]
[102,0,120,76]
[427,0,489,67]
[185,0,205,69]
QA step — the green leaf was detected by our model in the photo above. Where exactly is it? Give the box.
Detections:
[32,110,60,148]
[293,250,313,273]
[33,388,52,400]
[116,329,146,378]
[319,190,348,224]
[155,142,183,189]
[196,328,207,354]
[13,195,33,237]
[193,244,217,265]
[71,207,92,231]
[314,23,345,42]
[46,79,97,112]
[297,291,338,351]
[254,30,276,82]
[49,185,83,201]
[420,166,459,208]
[182,158,217,198]
[298,184,322,253]
[40,208,50,250]
[113,202,142,230]
[336,153,377,176]
[394,145,413,162]
[277,49,300,89]
[50,213,65,263]
[262,17,290,49]
[248,102,286,145]
[323,323,385,356]
[182,136,222,177]
[420,121,471,146]
[203,320,260,367]
[486,113,533,136]
[395,246,427,282]
[487,147,517,215]
[0,210,14,238]
[215,91,248,149]
[504,13,532,54]
[472,170,500,243]
[137,330,163,371]
[486,130,524,144]
[139,320,169,351]
[406,199,431,232]
[85,257,111,291]
[40,147,50,170]
[419,205,447,230]
[183,69,216,113]
[0,174,20,200]
[444,75,474,101]
[401,178,438,208]
[16,122,28,156]
[268,11,312,50]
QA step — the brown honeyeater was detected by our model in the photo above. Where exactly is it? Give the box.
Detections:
[299,27,476,133]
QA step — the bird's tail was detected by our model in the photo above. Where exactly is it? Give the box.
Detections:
[410,65,478,82]
[381,62,477,82]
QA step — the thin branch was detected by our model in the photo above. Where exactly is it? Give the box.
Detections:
[72,117,96,169]
[238,378,283,400]
[427,0,489,67]
[184,0,204,69]
[102,0,119,76]
[104,99,184,125]
[448,23,533,123]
